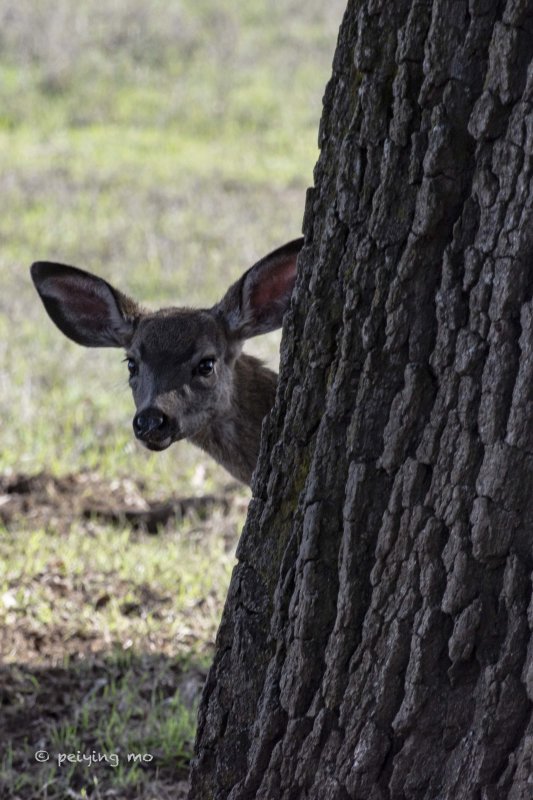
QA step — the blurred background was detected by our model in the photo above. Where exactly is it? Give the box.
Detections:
[0,0,343,797]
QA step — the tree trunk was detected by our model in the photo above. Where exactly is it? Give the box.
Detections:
[189,0,533,797]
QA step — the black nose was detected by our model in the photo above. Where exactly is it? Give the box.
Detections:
[133,408,168,439]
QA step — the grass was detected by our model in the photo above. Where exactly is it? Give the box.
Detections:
[0,484,245,799]
[1,651,199,799]
[0,0,343,795]
[0,516,238,657]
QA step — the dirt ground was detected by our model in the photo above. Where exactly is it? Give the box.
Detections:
[0,470,246,799]
[0,470,240,535]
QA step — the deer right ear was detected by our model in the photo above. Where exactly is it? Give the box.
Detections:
[30,262,139,348]
[214,238,303,339]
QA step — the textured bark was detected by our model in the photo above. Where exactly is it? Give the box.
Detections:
[189,1,533,798]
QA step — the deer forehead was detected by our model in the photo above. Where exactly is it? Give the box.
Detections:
[131,308,226,362]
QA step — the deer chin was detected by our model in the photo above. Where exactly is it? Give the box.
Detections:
[142,437,172,452]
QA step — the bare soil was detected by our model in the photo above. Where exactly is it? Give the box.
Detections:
[0,469,242,534]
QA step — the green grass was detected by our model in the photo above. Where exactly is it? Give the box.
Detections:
[1,650,200,799]
[0,0,342,795]
[0,516,238,653]
[0,500,243,799]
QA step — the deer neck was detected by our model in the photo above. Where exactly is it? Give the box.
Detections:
[190,353,277,485]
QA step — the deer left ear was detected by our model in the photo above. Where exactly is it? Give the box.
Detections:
[30,261,139,348]
[215,238,303,339]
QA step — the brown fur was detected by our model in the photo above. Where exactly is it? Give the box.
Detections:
[191,354,277,484]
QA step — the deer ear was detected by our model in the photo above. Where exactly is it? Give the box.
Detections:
[30,262,139,348]
[214,238,303,339]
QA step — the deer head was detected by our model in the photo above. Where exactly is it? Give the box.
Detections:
[30,239,303,484]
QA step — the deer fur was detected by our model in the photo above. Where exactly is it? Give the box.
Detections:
[30,239,303,485]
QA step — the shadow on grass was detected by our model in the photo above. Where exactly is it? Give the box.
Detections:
[0,649,206,800]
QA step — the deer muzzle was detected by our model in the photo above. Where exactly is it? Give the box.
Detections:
[133,407,172,450]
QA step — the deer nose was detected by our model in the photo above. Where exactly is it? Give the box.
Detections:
[133,408,168,439]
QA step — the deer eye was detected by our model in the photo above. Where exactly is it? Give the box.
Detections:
[127,358,138,377]
[197,358,215,377]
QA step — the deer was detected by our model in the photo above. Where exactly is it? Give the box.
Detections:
[30,239,303,486]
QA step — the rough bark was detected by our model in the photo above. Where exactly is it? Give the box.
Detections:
[189,0,533,798]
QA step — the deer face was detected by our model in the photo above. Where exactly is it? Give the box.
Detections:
[125,309,239,451]
[30,239,303,458]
